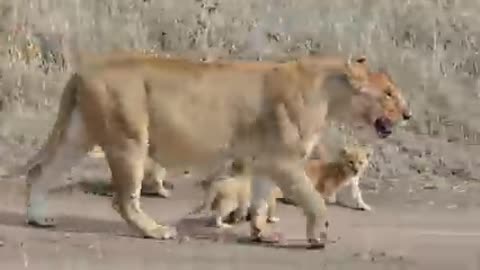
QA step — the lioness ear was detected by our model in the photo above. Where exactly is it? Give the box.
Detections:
[354,56,367,64]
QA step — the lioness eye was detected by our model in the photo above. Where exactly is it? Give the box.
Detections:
[385,89,393,97]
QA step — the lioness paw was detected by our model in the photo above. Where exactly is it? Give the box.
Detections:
[157,188,171,198]
[27,217,57,228]
[144,225,177,240]
[307,238,326,250]
[215,222,233,229]
[356,203,372,212]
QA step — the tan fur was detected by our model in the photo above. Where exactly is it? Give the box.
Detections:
[190,159,280,228]
[305,145,372,211]
[19,52,410,245]
[88,145,172,198]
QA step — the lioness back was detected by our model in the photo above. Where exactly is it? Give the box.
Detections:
[76,53,284,170]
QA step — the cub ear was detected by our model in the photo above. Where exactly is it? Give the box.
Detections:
[347,55,368,67]
[354,55,367,64]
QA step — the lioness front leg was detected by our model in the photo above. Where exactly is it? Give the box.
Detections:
[266,190,280,224]
[267,163,329,248]
[249,177,279,241]
[106,140,176,240]
[231,193,250,224]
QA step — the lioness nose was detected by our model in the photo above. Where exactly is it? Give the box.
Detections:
[402,111,412,120]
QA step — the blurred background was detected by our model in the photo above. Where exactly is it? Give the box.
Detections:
[1,0,480,207]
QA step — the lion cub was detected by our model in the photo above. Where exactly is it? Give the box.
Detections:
[305,144,373,211]
[190,159,279,228]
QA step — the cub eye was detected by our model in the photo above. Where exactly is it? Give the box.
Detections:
[349,161,355,166]
[385,89,393,98]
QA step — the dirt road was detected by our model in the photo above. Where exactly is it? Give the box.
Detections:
[1,172,480,270]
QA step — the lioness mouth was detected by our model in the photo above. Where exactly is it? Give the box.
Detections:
[374,117,392,138]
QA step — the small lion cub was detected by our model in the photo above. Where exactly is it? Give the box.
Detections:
[305,144,373,211]
[190,159,279,228]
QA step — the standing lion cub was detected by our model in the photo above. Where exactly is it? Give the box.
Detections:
[304,144,373,211]
[189,159,280,228]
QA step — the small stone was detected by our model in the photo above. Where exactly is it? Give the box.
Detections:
[0,240,4,247]
[64,233,71,238]
[422,183,438,190]
[355,252,371,261]
[178,236,190,244]
[447,204,458,209]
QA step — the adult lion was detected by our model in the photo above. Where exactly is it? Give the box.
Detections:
[20,52,411,248]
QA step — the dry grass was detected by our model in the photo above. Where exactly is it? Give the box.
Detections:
[0,0,479,187]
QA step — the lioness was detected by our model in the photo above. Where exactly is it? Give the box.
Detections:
[20,52,410,248]
[304,144,373,211]
[189,159,280,228]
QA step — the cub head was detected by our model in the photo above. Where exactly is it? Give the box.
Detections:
[229,157,255,176]
[339,145,372,175]
[344,56,412,138]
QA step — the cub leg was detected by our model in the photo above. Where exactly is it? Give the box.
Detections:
[142,157,171,198]
[350,176,371,211]
[231,189,250,224]
[213,199,237,229]
[189,182,218,216]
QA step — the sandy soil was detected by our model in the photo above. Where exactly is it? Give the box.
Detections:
[1,153,480,270]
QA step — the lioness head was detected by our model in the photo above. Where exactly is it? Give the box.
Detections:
[344,56,411,138]
[339,144,372,175]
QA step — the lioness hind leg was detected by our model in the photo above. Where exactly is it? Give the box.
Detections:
[26,110,91,227]
[105,141,176,240]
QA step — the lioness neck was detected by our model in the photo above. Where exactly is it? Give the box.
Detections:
[298,56,356,122]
